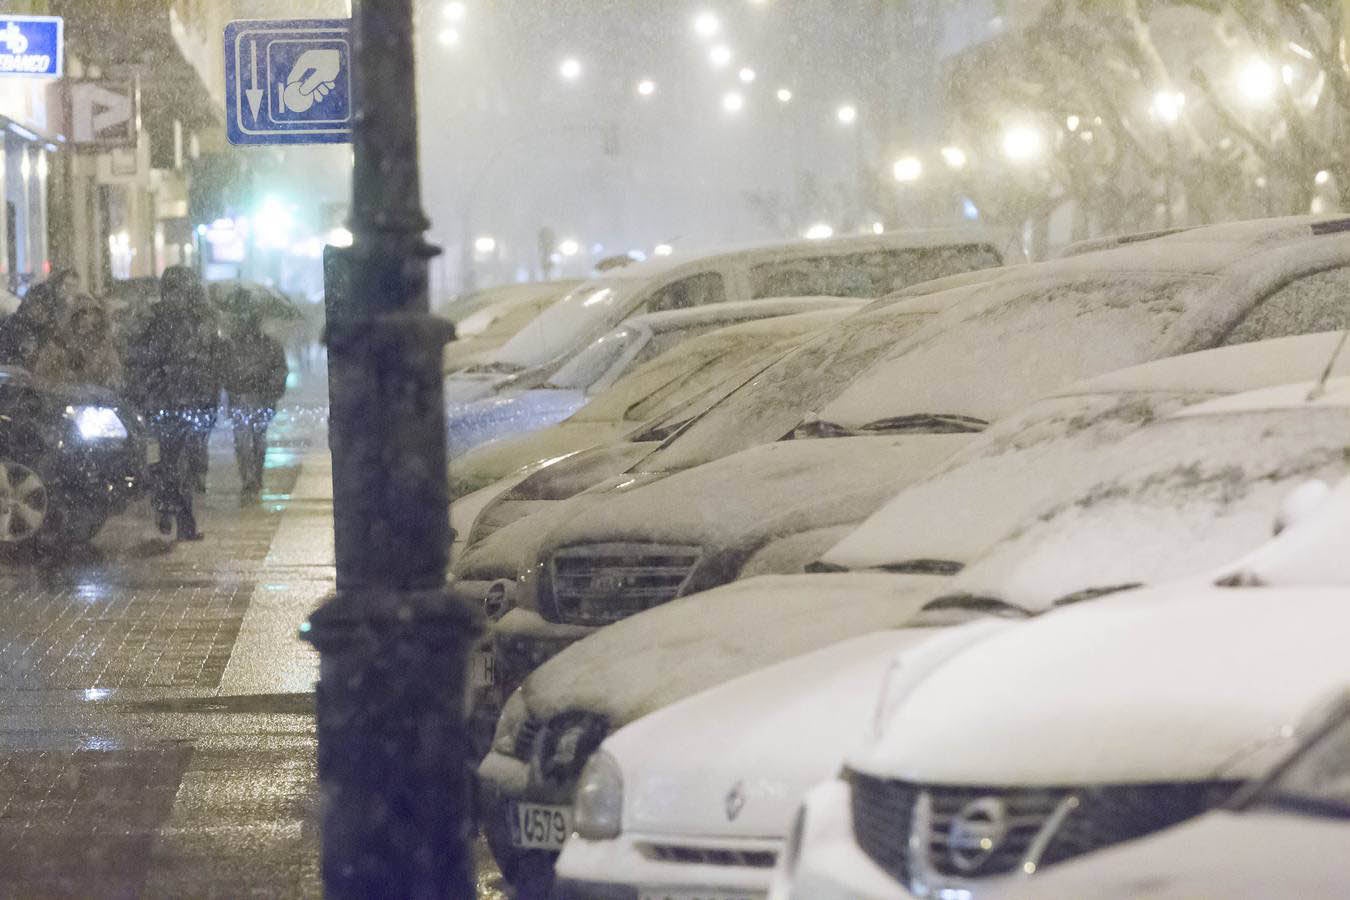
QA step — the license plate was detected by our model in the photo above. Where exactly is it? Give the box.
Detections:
[145,439,160,465]
[639,892,760,900]
[470,649,495,688]
[509,802,571,850]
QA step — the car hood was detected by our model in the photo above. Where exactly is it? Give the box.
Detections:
[985,811,1350,900]
[445,388,588,456]
[446,420,628,500]
[608,630,953,838]
[522,571,951,727]
[851,584,1350,785]
[444,369,520,404]
[540,434,973,558]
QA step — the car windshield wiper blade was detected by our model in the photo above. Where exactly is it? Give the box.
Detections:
[465,361,524,375]
[920,592,1031,618]
[785,419,858,439]
[1051,583,1142,607]
[859,414,988,434]
[876,559,964,575]
[1257,791,1350,821]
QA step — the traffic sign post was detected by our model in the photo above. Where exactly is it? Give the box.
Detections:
[224,19,352,145]
[0,14,62,78]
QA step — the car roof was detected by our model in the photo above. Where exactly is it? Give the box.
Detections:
[622,296,865,334]
[1172,372,1350,418]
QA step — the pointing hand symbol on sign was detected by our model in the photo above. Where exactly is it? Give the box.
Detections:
[281,49,340,113]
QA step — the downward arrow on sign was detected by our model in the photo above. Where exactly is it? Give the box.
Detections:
[245,39,263,121]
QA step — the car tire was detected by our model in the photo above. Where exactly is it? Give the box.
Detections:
[0,456,52,545]
[482,803,557,899]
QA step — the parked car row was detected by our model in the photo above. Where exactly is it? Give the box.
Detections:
[442,216,1350,898]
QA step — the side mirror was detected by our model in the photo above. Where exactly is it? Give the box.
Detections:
[1273,479,1331,536]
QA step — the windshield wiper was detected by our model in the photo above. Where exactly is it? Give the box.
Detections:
[1051,583,1142,607]
[1257,791,1350,821]
[465,361,525,376]
[859,414,988,434]
[876,559,964,575]
[785,419,857,440]
[920,592,1031,618]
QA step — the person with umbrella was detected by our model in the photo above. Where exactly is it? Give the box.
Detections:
[223,299,288,501]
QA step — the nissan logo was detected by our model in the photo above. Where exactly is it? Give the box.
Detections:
[947,796,1009,873]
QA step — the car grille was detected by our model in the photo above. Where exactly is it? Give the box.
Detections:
[849,772,1239,889]
[547,543,701,626]
[639,843,777,869]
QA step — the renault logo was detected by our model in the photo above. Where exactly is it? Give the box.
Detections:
[725,781,746,821]
[948,796,1009,873]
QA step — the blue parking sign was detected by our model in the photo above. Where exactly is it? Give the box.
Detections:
[0,15,63,78]
[225,19,352,145]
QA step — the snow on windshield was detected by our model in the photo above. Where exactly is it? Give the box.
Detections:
[490,280,632,369]
[639,304,936,472]
[952,406,1350,610]
[819,272,1215,429]
[545,325,643,391]
[821,390,1221,570]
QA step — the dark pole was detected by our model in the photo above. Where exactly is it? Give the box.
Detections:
[303,0,480,896]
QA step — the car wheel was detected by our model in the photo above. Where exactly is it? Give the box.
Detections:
[483,820,556,899]
[0,457,50,544]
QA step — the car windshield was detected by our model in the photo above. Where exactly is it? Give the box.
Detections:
[1255,707,1350,820]
[638,303,936,472]
[490,280,635,369]
[544,325,645,391]
[950,406,1350,610]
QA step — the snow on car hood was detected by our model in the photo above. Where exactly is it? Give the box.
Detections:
[446,420,627,500]
[522,572,950,726]
[445,387,588,456]
[850,585,1350,784]
[607,630,930,838]
[536,434,972,562]
[984,811,1350,900]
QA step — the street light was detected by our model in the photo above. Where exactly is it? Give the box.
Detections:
[437,28,460,46]
[1150,90,1185,124]
[474,235,497,254]
[1001,125,1044,163]
[738,67,756,84]
[804,223,834,240]
[836,104,857,125]
[653,243,674,256]
[722,90,745,113]
[559,238,581,256]
[1316,169,1331,185]
[1237,58,1277,104]
[871,221,885,235]
[694,11,721,38]
[940,145,967,169]
[709,44,732,68]
[637,78,656,97]
[892,156,922,182]
[776,87,792,103]
[559,57,583,81]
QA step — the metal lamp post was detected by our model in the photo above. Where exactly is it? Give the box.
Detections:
[303,0,480,895]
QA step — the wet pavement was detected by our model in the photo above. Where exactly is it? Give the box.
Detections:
[0,384,507,898]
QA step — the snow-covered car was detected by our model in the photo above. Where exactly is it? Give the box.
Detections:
[466,216,1350,686]
[443,280,581,373]
[780,380,1350,898]
[983,691,1350,900]
[444,297,863,456]
[476,336,1350,893]
[443,230,1007,404]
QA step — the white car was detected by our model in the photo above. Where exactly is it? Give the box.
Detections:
[444,230,1007,404]
[780,382,1350,897]
[444,297,863,456]
[477,338,1350,894]
[443,280,581,373]
[984,692,1350,900]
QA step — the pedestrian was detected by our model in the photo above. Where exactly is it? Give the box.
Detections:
[125,266,224,541]
[0,270,78,370]
[224,307,288,501]
[31,294,123,389]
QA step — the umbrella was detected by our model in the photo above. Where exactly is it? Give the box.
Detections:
[208,281,302,324]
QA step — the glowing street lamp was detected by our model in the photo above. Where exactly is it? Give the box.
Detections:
[474,235,497,254]
[804,223,834,240]
[738,67,756,84]
[722,91,745,113]
[559,57,582,81]
[1237,58,1277,105]
[871,222,885,235]
[892,156,922,183]
[1001,125,1044,163]
[559,238,581,257]
[836,104,857,125]
[1316,169,1331,185]
[1150,90,1185,124]
[653,243,674,256]
[693,11,721,39]
[443,1,466,21]
[438,28,461,46]
[637,78,656,97]
[940,145,967,169]
[776,87,793,104]
[709,44,732,68]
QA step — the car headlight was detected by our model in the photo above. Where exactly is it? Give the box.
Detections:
[491,689,529,757]
[66,405,128,441]
[573,749,623,840]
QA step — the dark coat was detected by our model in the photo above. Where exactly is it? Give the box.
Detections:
[126,298,225,413]
[224,329,288,407]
